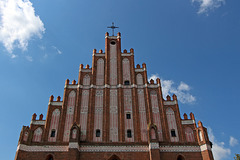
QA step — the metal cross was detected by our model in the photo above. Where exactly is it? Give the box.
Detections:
[107,22,119,36]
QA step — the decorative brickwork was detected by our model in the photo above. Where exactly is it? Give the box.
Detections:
[48,109,60,142]
[80,89,89,141]
[109,89,118,142]
[93,89,104,142]
[63,91,76,142]
[150,91,163,141]
[15,32,214,160]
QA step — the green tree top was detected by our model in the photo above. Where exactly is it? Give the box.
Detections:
[234,154,240,160]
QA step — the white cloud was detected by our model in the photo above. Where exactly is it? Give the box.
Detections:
[148,74,159,82]
[38,45,45,51]
[208,128,231,160]
[43,53,48,59]
[11,54,17,58]
[229,136,239,147]
[148,74,196,104]
[192,0,225,14]
[52,46,62,54]
[0,0,45,54]
[178,82,190,91]
[25,55,33,62]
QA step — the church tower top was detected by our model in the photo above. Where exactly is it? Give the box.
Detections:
[105,32,121,39]
[107,22,119,36]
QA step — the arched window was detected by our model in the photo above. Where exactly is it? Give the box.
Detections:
[151,128,156,139]
[48,109,60,142]
[32,127,42,142]
[177,155,185,160]
[185,127,195,142]
[150,90,163,141]
[46,155,54,160]
[23,131,28,141]
[96,58,104,85]
[72,128,77,139]
[166,107,179,142]
[63,91,76,142]
[83,74,90,85]
[108,155,120,160]
[80,89,89,141]
[136,74,143,85]
[122,58,131,83]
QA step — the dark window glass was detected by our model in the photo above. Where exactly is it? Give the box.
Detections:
[50,130,56,137]
[177,156,185,160]
[171,129,176,137]
[96,129,100,137]
[126,113,131,119]
[127,130,132,138]
[111,41,116,45]
[124,80,130,85]
[47,155,53,160]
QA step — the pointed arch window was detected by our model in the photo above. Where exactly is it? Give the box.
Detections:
[108,155,120,160]
[136,74,143,85]
[83,74,90,85]
[166,107,179,142]
[96,58,104,85]
[46,155,54,160]
[185,127,195,142]
[48,109,60,142]
[122,58,131,83]
[177,155,185,160]
[32,127,43,142]
[151,128,156,139]
[23,131,28,141]
[63,90,76,142]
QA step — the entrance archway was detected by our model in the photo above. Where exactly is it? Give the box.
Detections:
[45,154,53,160]
[177,155,185,160]
[108,154,120,160]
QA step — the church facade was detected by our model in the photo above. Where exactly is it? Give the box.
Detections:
[15,32,214,160]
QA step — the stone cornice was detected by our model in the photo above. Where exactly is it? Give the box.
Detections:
[17,144,203,153]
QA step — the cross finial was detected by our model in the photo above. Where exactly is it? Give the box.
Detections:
[107,22,119,36]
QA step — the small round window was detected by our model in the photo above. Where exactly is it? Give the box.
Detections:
[110,41,116,45]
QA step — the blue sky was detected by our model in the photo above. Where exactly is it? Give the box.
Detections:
[0,0,239,159]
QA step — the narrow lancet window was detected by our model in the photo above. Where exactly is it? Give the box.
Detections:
[127,130,132,138]
[171,129,176,137]
[50,129,56,137]
[96,129,101,137]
